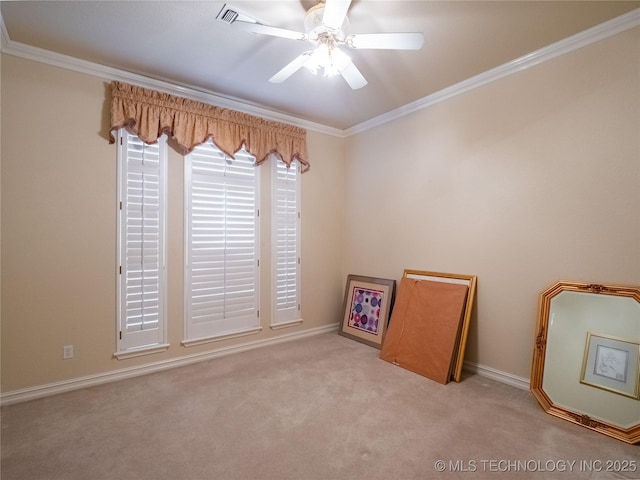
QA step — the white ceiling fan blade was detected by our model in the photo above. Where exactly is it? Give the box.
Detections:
[322,0,352,30]
[339,61,367,90]
[347,32,424,50]
[269,52,313,84]
[233,20,306,41]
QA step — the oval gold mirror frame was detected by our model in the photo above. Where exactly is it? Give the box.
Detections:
[531,281,640,444]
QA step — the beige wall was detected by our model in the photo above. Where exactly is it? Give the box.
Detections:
[0,55,345,391]
[2,26,638,393]
[343,27,640,379]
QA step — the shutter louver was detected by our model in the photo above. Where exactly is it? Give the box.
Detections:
[185,142,259,341]
[118,132,166,352]
[272,160,301,325]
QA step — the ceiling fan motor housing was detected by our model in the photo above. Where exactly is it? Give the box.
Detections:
[304,3,347,44]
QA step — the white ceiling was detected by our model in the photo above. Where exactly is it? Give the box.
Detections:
[1,1,639,130]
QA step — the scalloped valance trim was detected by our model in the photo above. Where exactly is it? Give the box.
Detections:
[109,81,309,172]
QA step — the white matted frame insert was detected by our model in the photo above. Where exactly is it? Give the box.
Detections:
[581,332,640,400]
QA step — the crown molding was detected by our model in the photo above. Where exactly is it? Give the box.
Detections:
[1,8,638,139]
[344,8,640,137]
[0,16,343,138]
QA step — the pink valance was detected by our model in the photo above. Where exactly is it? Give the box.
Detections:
[109,81,309,172]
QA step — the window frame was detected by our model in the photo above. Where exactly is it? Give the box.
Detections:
[115,129,169,358]
[271,158,302,329]
[183,141,261,346]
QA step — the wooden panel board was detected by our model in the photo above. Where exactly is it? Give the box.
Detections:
[380,276,468,384]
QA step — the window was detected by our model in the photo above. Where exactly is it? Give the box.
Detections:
[184,141,260,343]
[116,133,300,351]
[116,130,168,355]
[271,159,301,327]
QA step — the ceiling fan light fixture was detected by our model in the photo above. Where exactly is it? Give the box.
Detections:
[302,45,325,75]
[327,47,351,75]
[304,44,351,78]
[231,0,423,90]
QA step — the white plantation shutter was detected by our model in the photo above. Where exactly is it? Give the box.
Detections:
[184,141,260,341]
[272,159,301,326]
[117,130,167,353]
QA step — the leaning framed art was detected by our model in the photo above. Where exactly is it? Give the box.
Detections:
[580,332,640,400]
[379,269,477,383]
[339,275,396,348]
[531,281,640,444]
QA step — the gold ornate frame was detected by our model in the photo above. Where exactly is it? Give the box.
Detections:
[530,281,640,444]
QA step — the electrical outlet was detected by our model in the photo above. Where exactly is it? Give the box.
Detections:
[63,345,74,360]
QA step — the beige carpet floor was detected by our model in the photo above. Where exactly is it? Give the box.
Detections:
[2,332,638,480]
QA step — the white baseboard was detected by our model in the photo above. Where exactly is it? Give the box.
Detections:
[0,323,339,406]
[1,324,531,406]
[463,360,530,391]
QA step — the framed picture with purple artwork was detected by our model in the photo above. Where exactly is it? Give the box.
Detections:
[339,275,396,349]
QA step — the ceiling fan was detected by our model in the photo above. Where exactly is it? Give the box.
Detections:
[216,0,424,90]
